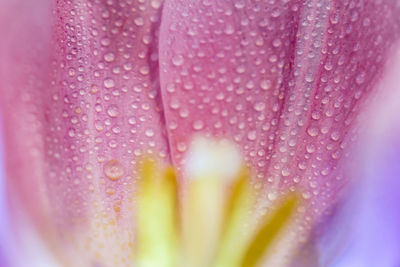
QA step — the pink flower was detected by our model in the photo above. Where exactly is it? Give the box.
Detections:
[0,0,399,266]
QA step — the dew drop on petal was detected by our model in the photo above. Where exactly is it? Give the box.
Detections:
[281,167,291,177]
[193,120,204,130]
[330,131,340,141]
[103,160,124,181]
[145,128,155,137]
[107,105,119,117]
[104,78,115,88]
[101,37,110,46]
[271,8,281,18]
[177,142,187,152]
[68,128,75,137]
[254,102,266,111]
[172,54,184,66]
[260,79,272,90]
[247,131,257,141]
[307,127,319,137]
[134,17,144,26]
[306,144,316,153]
[151,0,162,9]
[234,1,245,9]
[104,52,115,62]
[272,38,282,48]
[356,72,366,84]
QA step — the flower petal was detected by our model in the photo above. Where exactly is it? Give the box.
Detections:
[0,0,169,265]
[315,44,400,267]
[159,0,400,217]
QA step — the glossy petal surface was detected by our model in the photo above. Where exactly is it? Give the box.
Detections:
[159,0,400,219]
[316,46,400,267]
[0,0,168,266]
[1,0,400,266]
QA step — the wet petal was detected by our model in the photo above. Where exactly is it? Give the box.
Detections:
[0,0,168,265]
[159,0,400,217]
[315,45,400,267]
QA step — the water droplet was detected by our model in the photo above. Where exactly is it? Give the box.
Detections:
[236,65,246,74]
[101,38,111,47]
[247,131,257,141]
[234,1,245,9]
[140,66,149,75]
[104,52,115,62]
[330,131,340,141]
[172,54,184,66]
[94,120,104,131]
[184,82,194,90]
[177,142,187,152]
[272,38,282,48]
[103,160,124,181]
[134,17,144,26]
[123,63,132,71]
[281,167,290,177]
[305,75,314,83]
[104,78,115,88]
[271,8,281,18]
[128,117,136,125]
[356,72,366,84]
[260,79,271,90]
[307,127,319,137]
[145,128,155,137]
[151,0,162,8]
[306,144,315,153]
[254,102,266,111]
[311,111,321,120]
[193,120,204,130]
[330,13,339,24]
[298,161,306,170]
[107,105,119,117]
[324,61,333,71]
[68,128,76,137]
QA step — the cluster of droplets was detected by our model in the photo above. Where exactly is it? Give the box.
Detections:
[158,0,400,226]
[41,0,167,266]
[2,0,400,266]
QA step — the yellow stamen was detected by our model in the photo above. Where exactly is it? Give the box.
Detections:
[240,194,299,267]
[182,173,226,267]
[214,168,253,267]
[134,154,299,267]
[135,159,179,267]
